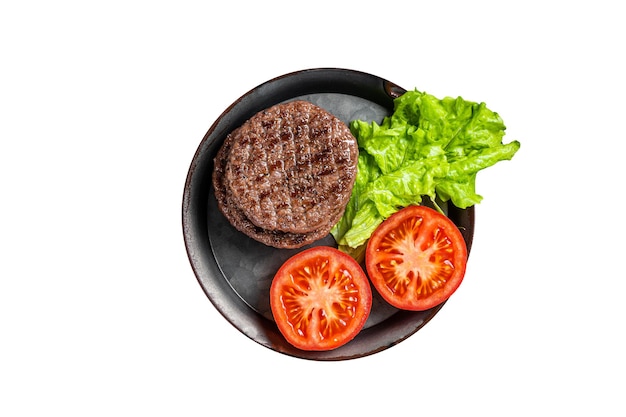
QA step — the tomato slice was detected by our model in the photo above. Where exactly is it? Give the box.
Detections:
[365,205,468,311]
[270,246,372,351]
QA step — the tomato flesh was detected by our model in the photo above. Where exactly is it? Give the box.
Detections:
[365,205,467,311]
[270,246,372,351]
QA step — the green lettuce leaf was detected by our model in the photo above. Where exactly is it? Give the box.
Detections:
[331,89,520,249]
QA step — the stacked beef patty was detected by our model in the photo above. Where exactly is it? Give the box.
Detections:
[213,100,358,249]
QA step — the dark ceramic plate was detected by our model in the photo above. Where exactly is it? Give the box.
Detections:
[182,68,474,361]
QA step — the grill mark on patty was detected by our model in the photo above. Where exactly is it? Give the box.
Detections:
[212,127,332,249]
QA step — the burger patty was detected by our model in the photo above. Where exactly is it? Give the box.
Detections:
[212,100,358,249]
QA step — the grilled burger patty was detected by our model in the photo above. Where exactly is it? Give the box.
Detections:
[212,100,358,249]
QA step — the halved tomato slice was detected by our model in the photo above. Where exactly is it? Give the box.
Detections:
[365,205,468,311]
[270,246,372,351]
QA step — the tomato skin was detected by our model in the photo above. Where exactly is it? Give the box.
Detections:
[365,205,468,311]
[270,246,372,351]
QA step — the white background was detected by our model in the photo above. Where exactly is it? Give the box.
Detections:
[2,1,624,415]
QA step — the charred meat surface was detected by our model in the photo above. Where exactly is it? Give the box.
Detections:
[212,100,358,249]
